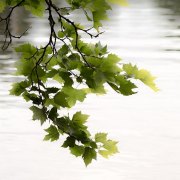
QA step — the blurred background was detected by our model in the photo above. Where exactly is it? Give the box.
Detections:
[0,0,180,179]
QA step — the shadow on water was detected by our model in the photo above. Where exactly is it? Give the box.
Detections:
[0,7,29,77]
[154,0,180,52]
[156,0,180,15]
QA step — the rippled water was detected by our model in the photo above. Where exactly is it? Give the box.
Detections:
[1,0,180,179]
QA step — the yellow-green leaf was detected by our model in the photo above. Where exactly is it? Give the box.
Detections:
[107,0,128,6]
[103,140,119,154]
[0,1,6,13]
[98,150,110,158]
[135,69,159,92]
[95,133,107,143]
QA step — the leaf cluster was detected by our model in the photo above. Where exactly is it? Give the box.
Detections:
[0,0,158,165]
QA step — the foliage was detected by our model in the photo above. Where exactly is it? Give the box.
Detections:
[0,0,158,166]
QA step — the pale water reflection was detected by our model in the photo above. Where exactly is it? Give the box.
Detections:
[0,0,180,180]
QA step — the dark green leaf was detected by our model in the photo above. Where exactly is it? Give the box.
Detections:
[70,145,85,157]
[48,107,58,121]
[62,136,76,148]
[54,91,69,108]
[83,147,97,166]
[30,106,47,125]
[44,125,59,141]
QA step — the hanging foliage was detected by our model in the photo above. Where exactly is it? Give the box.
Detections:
[0,0,158,166]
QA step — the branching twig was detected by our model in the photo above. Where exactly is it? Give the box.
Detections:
[0,0,26,50]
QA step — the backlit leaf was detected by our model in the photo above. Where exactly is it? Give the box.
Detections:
[107,0,128,6]
[0,1,6,13]
[98,150,110,158]
[95,133,107,143]
[103,140,119,154]
[123,63,159,91]
[72,111,89,126]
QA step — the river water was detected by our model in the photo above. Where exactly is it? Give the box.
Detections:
[0,0,180,179]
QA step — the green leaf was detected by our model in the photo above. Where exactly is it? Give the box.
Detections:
[93,70,106,85]
[59,71,73,86]
[95,133,107,143]
[48,107,57,121]
[30,106,47,125]
[123,63,138,76]
[61,86,87,107]
[115,76,137,95]
[58,31,65,38]
[91,0,111,30]
[70,145,85,157]
[15,58,35,76]
[24,0,45,17]
[83,147,97,166]
[0,1,6,13]
[98,139,119,158]
[72,111,89,127]
[46,57,59,70]
[62,136,76,148]
[53,73,64,83]
[58,45,69,56]
[123,63,158,91]
[46,87,59,94]
[107,0,128,6]
[103,140,119,154]
[89,141,98,149]
[100,54,121,74]
[135,69,159,92]
[22,92,41,105]
[98,150,110,158]
[44,125,59,141]
[15,43,37,56]
[54,91,69,108]
[9,81,29,96]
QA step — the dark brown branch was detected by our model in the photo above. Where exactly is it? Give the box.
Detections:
[0,0,26,50]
